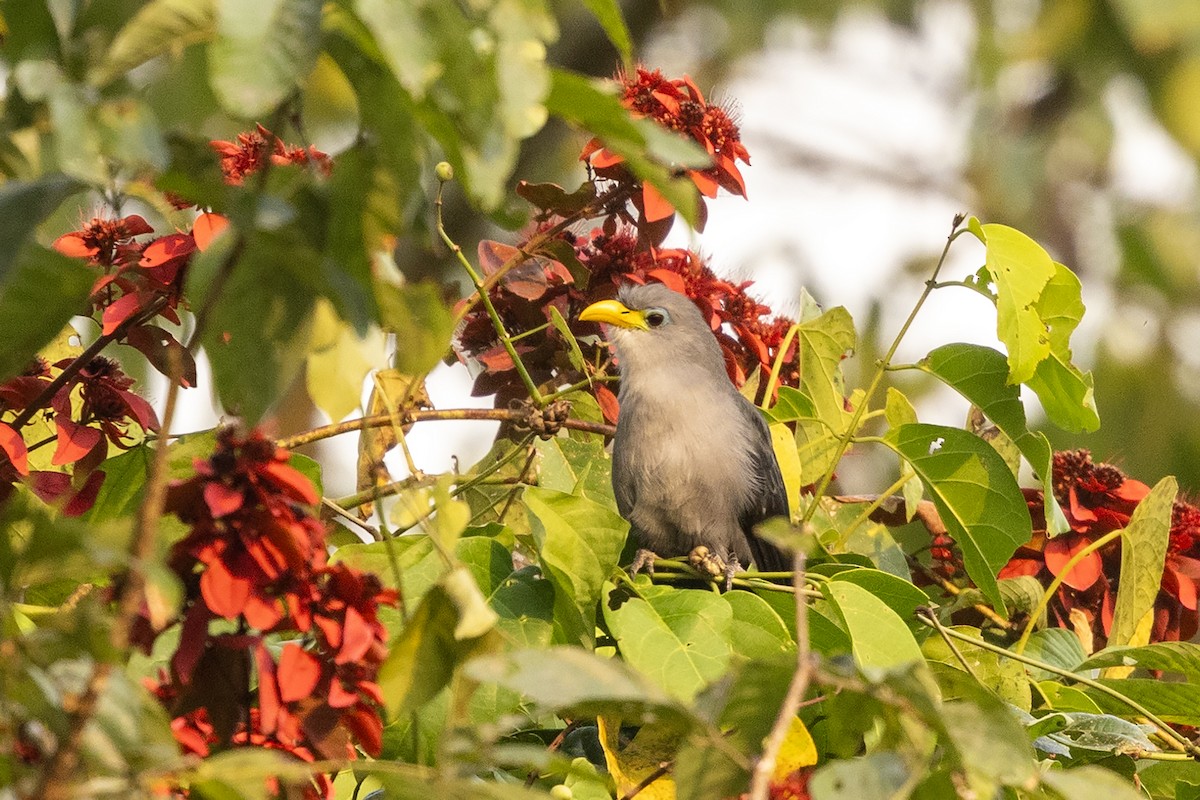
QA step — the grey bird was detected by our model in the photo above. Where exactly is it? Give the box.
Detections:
[579,282,790,582]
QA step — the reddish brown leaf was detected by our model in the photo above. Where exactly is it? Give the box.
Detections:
[200,557,252,618]
[192,212,229,251]
[595,384,619,424]
[262,459,320,506]
[0,422,28,475]
[203,481,244,518]
[335,606,374,664]
[51,419,103,466]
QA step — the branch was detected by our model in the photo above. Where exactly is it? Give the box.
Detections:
[275,408,614,451]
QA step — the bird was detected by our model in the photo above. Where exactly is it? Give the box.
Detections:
[579,282,791,584]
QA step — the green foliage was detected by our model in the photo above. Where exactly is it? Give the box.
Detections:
[3,1,1198,798]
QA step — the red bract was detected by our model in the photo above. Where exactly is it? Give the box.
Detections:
[52,214,152,267]
[148,427,394,780]
[999,450,1200,646]
[211,123,331,186]
[50,356,158,468]
[581,67,751,230]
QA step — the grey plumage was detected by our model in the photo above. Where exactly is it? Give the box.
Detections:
[583,282,790,573]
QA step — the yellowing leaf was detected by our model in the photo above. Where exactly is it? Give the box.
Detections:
[305,299,386,422]
[1108,476,1176,649]
[357,369,430,519]
[773,716,818,781]
[597,716,677,800]
[978,223,1056,384]
[770,423,802,517]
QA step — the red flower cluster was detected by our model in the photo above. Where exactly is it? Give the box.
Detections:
[0,356,157,515]
[210,123,332,186]
[998,450,1200,645]
[451,69,794,424]
[582,67,751,232]
[140,429,395,785]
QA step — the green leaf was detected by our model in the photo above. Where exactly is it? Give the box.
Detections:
[353,0,441,99]
[375,280,455,378]
[920,343,1067,533]
[1022,628,1087,680]
[941,695,1038,786]
[763,386,818,424]
[524,487,627,647]
[0,245,94,382]
[196,232,318,423]
[809,753,909,799]
[1084,679,1200,725]
[795,306,856,425]
[602,582,732,702]
[1025,346,1100,433]
[534,434,616,510]
[1108,476,1175,648]
[377,581,495,717]
[924,626,1031,711]
[1037,262,1085,360]
[1079,642,1200,680]
[829,569,928,634]
[1041,765,1145,800]
[885,387,922,519]
[545,69,699,226]
[208,0,321,117]
[883,423,1031,611]
[976,223,1057,383]
[581,0,632,66]
[91,0,216,86]
[723,590,795,660]
[0,174,82,281]
[463,647,689,726]
[822,580,923,670]
[1041,712,1158,755]
[48,83,107,183]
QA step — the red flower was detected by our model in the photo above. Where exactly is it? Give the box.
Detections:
[52,215,153,267]
[49,356,158,469]
[581,67,751,227]
[999,450,1200,645]
[211,124,331,186]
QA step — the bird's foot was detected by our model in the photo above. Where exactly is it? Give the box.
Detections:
[688,546,727,581]
[630,548,659,577]
[688,547,743,590]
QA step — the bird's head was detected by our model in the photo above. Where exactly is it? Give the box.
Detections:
[579,282,726,379]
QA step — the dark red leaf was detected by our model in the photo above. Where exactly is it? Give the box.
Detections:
[203,481,244,518]
[336,606,374,664]
[0,422,28,475]
[52,418,103,466]
[1045,535,1103,591]
[200,556,252,618]
[261,459,320,505]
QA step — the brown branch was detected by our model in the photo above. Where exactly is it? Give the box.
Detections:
[10,296,169,431]
[275,409,614,451]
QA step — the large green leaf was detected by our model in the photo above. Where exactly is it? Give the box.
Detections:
[723,585,795,660]
[1026,349,1100,433]
[376,579,496,718]
[463,647,690,726]
[1108,476,1175,648]
[882,423,1031,611]
[1040,765,1146,800]
[1079,641,1200,680]
[822,580,923,670]
[795,306,856,424]
[974,223,1056,384]
[829,568,928,635]
[920,343,1067,533]
[194,231,319,423]
[534,434,616,510]
[1084,679,1200,725]
[602,582,732,702]
[208,0,322,117]
[524,487,627,647]
[0,245,94,381]
[0,174,82,280]
[91,0,216,86]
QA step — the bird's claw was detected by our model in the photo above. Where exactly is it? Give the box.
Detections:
[689,546,742,591]
[630,548,659,577]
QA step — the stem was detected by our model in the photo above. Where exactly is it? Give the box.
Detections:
[837,476,911,546]
[761,322,801,410]
[1013,528,1123,654]
[749,545,812,800]
[916,610,1200,756]
[800,217,963,526]
[276,408,614,451]
[436,180,544,405]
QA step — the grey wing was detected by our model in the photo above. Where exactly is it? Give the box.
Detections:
[737,399,792,573]
[611,428,637,520]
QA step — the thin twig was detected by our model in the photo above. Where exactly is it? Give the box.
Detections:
[619,762,672,800]
[275,408,614,451]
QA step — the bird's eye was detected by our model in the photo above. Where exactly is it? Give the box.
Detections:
[645,310,667,328]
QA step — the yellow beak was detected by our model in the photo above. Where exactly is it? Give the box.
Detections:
[579,299,648,330]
